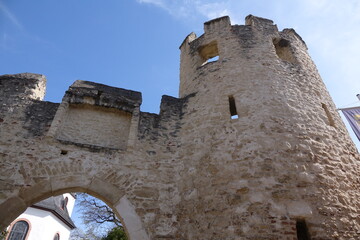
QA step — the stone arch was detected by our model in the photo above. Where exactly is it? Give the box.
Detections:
[0,175,150,240]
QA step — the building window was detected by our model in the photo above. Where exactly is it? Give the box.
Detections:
[7,220,29,240]
[198,41,219,66]
[53,233,60,240]
[61,197,68,210]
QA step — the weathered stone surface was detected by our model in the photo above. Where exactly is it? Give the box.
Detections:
[1,15,359,239]
[65,80,142,113]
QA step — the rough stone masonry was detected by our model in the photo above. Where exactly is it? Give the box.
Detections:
[0,15,359,239]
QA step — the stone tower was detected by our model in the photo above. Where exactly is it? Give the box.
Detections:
[0,15,359,239]
[177,15,360,239]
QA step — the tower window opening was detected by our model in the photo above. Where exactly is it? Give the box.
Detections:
[198,41,219,66]
[273,38,297,63]
[296,219,311,240]
[228,96,238,119]
[321,103,335,127]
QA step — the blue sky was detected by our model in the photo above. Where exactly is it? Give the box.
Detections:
[1,0,359,144]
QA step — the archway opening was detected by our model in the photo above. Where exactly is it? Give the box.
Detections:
[2,192,129,240]
[71,193,128,239]
[0,180,150,240]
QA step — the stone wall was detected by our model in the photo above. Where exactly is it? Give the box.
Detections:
[0,15,359,239]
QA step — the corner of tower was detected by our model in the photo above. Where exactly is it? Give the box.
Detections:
[179,32,197,50]
[245,14,275,28]
[179,16,232,98]
[281,28,308,50]
[203,16,231,34]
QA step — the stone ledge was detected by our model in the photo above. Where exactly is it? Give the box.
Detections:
[65,80,142,113]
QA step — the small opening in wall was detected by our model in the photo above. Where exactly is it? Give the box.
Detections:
[273,38,297,63]
[296,219,311,240]
[321,103,335,127]
[5,193,130,240]
[228,96,238,119]
[207,55,219,63]
[198,41,219,66]
[60,150,68,155]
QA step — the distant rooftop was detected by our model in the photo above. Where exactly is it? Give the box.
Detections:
[31,195,76,229]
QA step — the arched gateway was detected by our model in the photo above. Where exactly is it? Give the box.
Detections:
[1,15,360,239]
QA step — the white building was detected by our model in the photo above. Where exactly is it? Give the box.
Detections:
[6,193,76,240]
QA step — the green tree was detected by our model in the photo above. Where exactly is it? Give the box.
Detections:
[101,226,128,240]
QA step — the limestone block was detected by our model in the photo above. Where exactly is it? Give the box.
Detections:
[115,196,150,240]
[286,201,313,218]
[56,104,131,150]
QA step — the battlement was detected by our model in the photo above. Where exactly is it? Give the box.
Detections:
[245,14,274,28]
[179,15,277,49]
[0,72,196,151]
[0,73,46,103]
[65,80,142,113]
[179,15,309,97]
[204,16,231,34]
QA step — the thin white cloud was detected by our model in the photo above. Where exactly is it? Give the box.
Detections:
[0,1,23,30]
[0,1,59,53]
[136,0,233,21]
[196,2,231,20]
[137,0,168,11]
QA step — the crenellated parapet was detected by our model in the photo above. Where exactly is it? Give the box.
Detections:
[0,73,194,151]
[0,73,46,103]
[179,15,308,97]
[0,73,59,138]
[64,80,142,113]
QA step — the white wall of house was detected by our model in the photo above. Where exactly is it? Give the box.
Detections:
[63,193,76,216]
[7,194,76,240]
[12,207,71,240]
